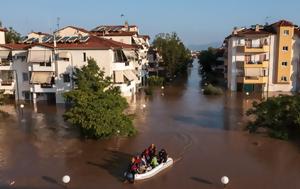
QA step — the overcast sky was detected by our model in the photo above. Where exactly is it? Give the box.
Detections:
[1,0,300,45]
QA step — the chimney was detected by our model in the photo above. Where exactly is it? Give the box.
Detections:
[233,27,238,35]
[124,21,129,32]
[255,24,260,32]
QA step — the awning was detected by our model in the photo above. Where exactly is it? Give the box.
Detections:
[123,70,138,81]
[0,50,10,59]
[27,50,52,63]
[114,71,124,83]
[123,50,138,60]
[58,52,69,59]
[30,72,53,84]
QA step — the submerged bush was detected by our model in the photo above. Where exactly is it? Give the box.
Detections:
[247,95,300,140]
[203,84,223,95]
[148,76,164,86]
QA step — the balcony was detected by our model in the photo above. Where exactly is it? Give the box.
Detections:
[237,61,268,68]
[28,62,55,72]
[237,45,269,53]
[0,60,13,70]
[0,80,15,91]
[237,76,268,84]
[112,61,133,71]
[30,84,56,93]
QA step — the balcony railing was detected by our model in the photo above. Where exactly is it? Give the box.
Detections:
[237,45,269,53]
[0,60,12,66]
[0,80,13,86]
[237,76,267,84]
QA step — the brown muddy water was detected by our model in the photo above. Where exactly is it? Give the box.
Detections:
[0,60,300,189]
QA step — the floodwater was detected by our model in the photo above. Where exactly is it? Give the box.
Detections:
[0,60,300,189]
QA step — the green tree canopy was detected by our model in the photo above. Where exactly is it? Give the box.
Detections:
[152,32,192,75]
[5,27,21,43]
[247,95,300,140]
[63,58,136,139]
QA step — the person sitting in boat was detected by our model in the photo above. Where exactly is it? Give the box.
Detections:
[125,157,138,183]
[150,156,159,168]
[142,149,151,164]
[138,155,148,173]
[148,144,156,158]
[158,149,168,163]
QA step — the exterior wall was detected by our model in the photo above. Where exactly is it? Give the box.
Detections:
[275,26,294,84]
[0,31,5,44]
[227,33,299,92]
[102,36,132,45]
[56,27,88,37]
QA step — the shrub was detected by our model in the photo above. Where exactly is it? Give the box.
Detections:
[203,84,223,95]
[148,76,164,86]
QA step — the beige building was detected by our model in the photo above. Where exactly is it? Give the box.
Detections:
[224,20,300,92]
[0,25,147,103]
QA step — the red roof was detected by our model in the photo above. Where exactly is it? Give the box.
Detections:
[0,43,29,50]
[1,35,137,51]
[139,35,150,40]
[0,28,7,32]
[92,31,137,37]
[31,31,50,36]
[271,20,294,27]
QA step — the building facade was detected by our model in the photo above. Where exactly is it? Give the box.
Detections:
[0,25,148,104]
[224,20,300,92]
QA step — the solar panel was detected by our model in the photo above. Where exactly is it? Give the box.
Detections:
[67,36,78,43]
[79,36,90,43]
[55,36,62,42]
[42,36,53,43]
[60,36,71,43]
[20,36,28,43]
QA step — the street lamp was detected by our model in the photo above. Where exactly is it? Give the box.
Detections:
[20,104,24,118]
[246,92,250,96]
[62,175,70,188]
[161,86,164,90]
[142,104,146,109]
[221,176,229,189]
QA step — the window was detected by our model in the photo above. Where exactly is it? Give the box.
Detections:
[46,62,51,67]
[39,62,45,66]
[281,76,288,82]
[114,50,127,62]
[63,74,70,83]
[282,62,288,67]
[283,30,289,36]
[283,46,288,51]
[22,73,28,82]
[83,52,86,62]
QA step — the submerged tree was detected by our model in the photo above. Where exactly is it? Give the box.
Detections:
[152,32,192,75]
[247,95,300,140]
[63,58,136,139]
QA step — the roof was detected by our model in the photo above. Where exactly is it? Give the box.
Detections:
[30,31,50,36]
[92,31,137,37]
[227,20,298,39]
[91,25,137,32]
[0,43,29,50]
[57,26,90,34]
[138,35,150,40]
[271,20,294,27]
[0,35,137,51]
[0,28,7,32]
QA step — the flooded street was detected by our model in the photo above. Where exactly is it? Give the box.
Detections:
[0,59,300,189]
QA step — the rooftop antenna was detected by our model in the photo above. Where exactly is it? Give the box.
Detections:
[56,17,60,31]
[265,16,270,25]
[121,14,125,24]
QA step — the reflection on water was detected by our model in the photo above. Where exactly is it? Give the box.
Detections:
[0,59,299,189]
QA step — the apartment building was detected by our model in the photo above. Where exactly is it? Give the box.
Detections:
[0,25,144,103]
[224,20,300,92]
[90,23,150,85]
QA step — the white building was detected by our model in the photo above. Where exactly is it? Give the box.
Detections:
[90,23,150,86]
[224,20,300,92]
[0,26,143,103]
